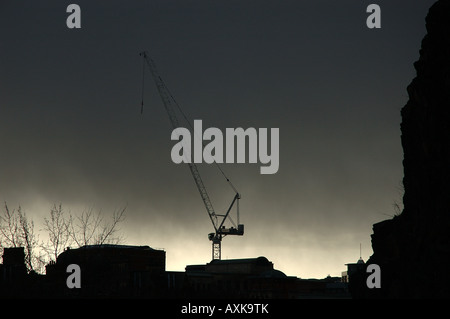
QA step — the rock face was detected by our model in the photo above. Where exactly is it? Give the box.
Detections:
[364,0,450,298]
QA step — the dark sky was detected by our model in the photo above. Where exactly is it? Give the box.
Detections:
[0,0,436,278]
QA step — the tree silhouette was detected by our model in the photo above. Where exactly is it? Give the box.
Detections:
[0,202,41,272]
[69,205,127,247]
[1,202,127,273]
[42,204,73,263]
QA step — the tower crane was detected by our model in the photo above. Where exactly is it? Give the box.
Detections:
[139,51,244,260]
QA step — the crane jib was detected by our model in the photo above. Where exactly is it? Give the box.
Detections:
[140,51,244,260]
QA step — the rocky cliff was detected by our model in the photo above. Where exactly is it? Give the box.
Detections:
[364,0,450,298]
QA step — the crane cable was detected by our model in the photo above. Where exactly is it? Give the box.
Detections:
[140,54,146,115]
[166,85,239,195]
[140,54,239,195]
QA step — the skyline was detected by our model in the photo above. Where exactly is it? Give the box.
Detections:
[0,0,437,278]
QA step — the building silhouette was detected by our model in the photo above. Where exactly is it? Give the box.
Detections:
[0,244,349,298]
[45,244,166,298]
[341,257,369,298]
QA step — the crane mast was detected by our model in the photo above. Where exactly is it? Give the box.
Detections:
[140,51,244,260]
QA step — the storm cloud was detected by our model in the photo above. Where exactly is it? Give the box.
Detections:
[0,0,436,278]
